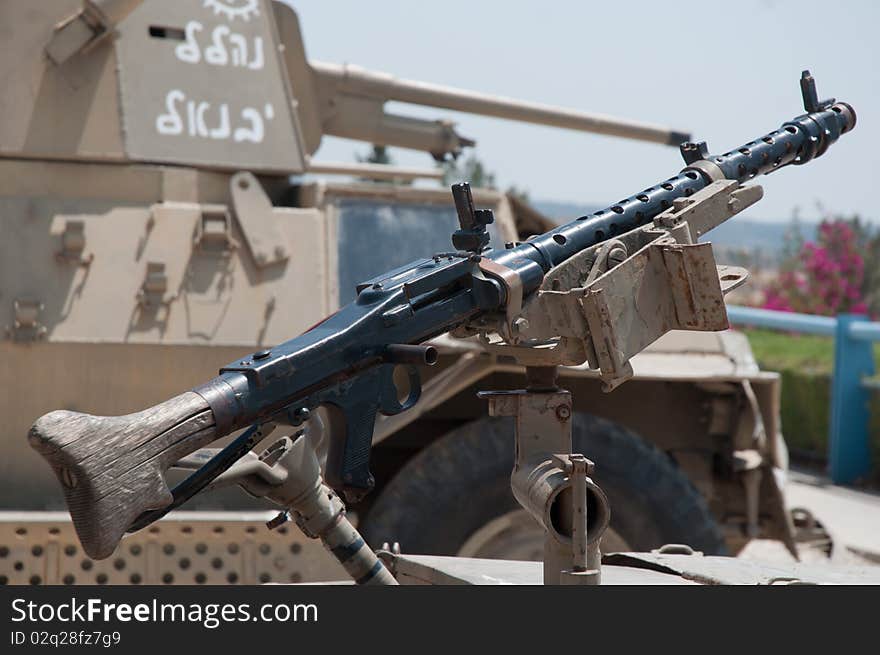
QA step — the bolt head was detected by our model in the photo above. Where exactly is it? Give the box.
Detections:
[555,404,572,421]
[512,317,529,333]
[289,407,310,426]
[607,246,628,266]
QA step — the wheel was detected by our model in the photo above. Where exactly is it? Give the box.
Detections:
[361,413,727,557]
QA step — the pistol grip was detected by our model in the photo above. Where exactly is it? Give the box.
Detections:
[321,364,422,502]
[324,399,379,502]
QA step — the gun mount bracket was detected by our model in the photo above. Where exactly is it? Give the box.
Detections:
[585,239,628,285]
[718,265,750,294]
[477,258,524,342]
[479,384,608,584]
[653,180,763,239]
[478,180,760,390]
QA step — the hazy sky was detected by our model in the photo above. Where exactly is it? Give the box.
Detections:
[291,0,877,223]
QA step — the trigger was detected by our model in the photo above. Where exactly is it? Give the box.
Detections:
[379,364,422,415]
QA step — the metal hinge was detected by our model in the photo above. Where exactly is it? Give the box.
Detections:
[193,206,239,254]
[6,298,47,341]
[136,262,177,308]
[55,219,93,266]
[45,0,140,65]
[230,172,289,269]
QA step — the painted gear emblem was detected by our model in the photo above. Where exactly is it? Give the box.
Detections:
[203,0,260,22]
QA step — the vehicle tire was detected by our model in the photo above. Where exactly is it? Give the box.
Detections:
[361,414,727,556]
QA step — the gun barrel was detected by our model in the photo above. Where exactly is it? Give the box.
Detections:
[493,100,856,286]
[311,61,691,147]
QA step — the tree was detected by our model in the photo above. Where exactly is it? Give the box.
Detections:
[854,216,880,317]
[441,152,532,204]
[441,153,497,189]
[779,216,805,265]
[357,144,392,166]
[355,144,412,185]
[505,184,530,204]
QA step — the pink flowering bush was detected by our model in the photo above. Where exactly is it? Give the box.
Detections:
[762,219,868,316]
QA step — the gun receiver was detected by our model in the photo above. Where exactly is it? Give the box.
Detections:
[29,72,856,559]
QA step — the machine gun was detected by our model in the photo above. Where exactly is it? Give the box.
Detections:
[29,73,855,566]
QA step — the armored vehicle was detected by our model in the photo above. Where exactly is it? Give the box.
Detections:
[0,0,792,584]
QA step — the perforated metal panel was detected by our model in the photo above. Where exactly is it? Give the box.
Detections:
[0,512,347,585]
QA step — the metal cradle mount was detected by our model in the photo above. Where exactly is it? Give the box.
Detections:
[473,179,759,390]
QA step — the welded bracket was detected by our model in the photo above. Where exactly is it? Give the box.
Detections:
[481,180,760,390]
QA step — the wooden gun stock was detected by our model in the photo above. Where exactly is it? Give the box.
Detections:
[28,392,218,559]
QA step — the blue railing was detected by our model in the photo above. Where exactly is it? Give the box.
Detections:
[725,305,876,484]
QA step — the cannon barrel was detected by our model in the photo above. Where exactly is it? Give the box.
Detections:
[310,61,691,147]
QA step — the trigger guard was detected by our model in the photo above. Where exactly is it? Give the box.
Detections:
[379,364,421,416]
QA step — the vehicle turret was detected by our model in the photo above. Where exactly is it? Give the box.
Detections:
[0,0,689,173]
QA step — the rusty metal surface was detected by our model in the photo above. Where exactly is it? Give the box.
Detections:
[579,240,729,387]
[481,384,607,583]
[653,181,763,240]
[482,181,760,389]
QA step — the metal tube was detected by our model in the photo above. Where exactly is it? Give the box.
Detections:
[311,61,690,146]
[848,320,880,343]
[307,160,444,181]
[725,305,837,337]
[260,433,398,585]
[320,513,398,585]
[385,344,439,365]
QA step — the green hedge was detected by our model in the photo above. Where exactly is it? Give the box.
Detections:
[776,369,831,457]
[743,328,880,482]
